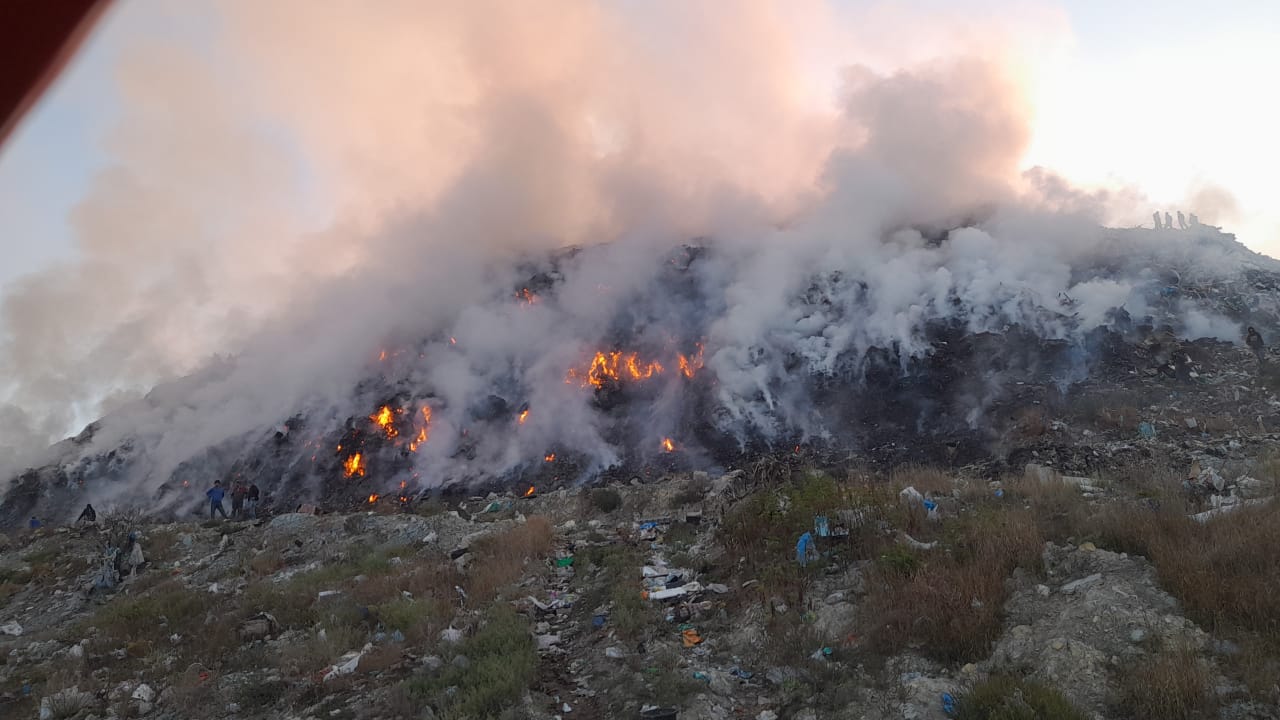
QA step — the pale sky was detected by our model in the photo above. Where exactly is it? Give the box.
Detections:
[1,0,1278,294]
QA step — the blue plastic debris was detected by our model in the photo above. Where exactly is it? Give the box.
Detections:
[994,488,1005,498]
[638,521,659,530]
[796,532,815,566]
[942,692,956,716]
[1138,422,1156,439]
[814,515,830,537]
[729,667,754,680]
[922,499,937,512]
[592,614,607,629]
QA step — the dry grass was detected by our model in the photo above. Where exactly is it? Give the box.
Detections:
[888,465,954,495]
[464,516,555,604]
[1090,501,1280,646]
[864,507,1043,663]
[1114,645,1216,720]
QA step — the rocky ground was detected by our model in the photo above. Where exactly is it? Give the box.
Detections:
[1,455,1278,720]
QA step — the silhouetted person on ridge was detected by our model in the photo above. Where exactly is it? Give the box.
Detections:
[1153,211,1163,229]
[1247,327,1266,361]
[1189,213,1200,227]
[1177,211,1187,229]
[1164,211,1173,230]
[76,503,96,525]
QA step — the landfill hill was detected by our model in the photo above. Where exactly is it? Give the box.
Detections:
[1,225,1280,719]
[5,224,1280,529]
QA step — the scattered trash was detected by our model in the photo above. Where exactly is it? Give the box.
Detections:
[639,707,679,720]
[942,692,956,716]
[563,702,573,713]
[605,646,625,659]
[795,531,815,566]
[322,643,372,681]
[1060,573,1102,594]
[0,621,23,636]
[705,583,730,594]
[1189,498,1268,523]
[131,684,155,703]
[730,667,754,680]
[645,582,702,601]
[994,488,1005,498]
[681,628,703,647]
[897,532,937,550]
[536,634,561,650]
[439,627,464,644]
[555,556,575,568]
[238,613,279,642]
[391,629,405,643]
[1138,422,1156,439]
[809,646,833,661]
[813,515,830,537]
[592,614,608,629]
[692,671,710,682]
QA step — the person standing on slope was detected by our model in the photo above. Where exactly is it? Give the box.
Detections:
[207,480,228,519]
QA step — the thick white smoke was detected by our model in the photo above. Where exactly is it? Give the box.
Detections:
[0,1,1268,504]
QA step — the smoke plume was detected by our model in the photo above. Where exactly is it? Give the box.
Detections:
[0,1,1262,504]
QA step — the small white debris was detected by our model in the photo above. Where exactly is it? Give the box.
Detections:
[1060,573,1102,595]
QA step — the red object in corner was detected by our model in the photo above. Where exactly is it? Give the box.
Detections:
[0,0,113,149]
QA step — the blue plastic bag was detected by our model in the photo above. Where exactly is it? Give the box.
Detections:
[796,532,814,566]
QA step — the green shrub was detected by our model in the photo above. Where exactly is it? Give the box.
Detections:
[590,488,622,513]
[405,606,536,718]
[956,675,1087,720]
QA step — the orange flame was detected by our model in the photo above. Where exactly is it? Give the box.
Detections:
[544,453,556,462]
[182,480,190,488]
[524,486,536,497]
[408,406,432,451]
[518,288,539,304]
[661,438,675,452]
[399,480,407,489]
[378,349,387,361]
[518,409,530,424]
[371,406,399,438]
[677,343,705,379]
[449,336,457,345]
[367,493,379,504]
[567,351,665,388]
[344,453,365,478]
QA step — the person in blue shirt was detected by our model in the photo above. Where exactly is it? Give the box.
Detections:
[206,480,228,519]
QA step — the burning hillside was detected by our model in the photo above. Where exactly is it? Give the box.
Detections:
[4,221,1280,523]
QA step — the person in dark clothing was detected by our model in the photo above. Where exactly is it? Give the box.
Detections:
[230,481,247,519]
[76,503,96,524]
[246,483,260,519]
[1247,326,1266,361]
[207,481,228,519]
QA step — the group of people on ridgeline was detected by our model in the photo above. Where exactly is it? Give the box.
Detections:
[206,479,261,520]
[1152,210,1200,230]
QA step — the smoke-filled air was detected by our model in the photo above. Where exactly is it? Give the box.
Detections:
[1,0,1273,515]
